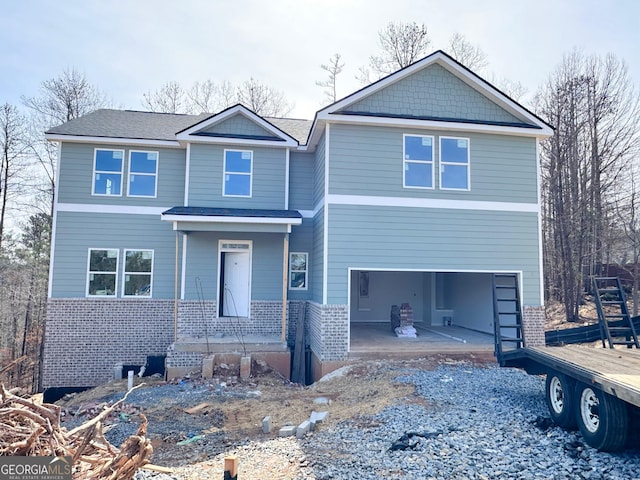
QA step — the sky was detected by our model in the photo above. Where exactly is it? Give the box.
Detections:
[1,0,639,121]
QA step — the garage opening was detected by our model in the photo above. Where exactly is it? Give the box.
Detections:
[349,270,509,353]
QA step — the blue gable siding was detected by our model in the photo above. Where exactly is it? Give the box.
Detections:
[342,64,522,124]
[51,212,178,298]
[58,143,186,206]
[329,124,537,203]
[289,152,314,211]
[188,143,286,209]
[326,204,541,306]
[201,113,276,138]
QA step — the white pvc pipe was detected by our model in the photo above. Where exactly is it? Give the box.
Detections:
[127,370,134,391]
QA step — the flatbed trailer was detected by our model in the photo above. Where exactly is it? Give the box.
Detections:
[502,345,640,452]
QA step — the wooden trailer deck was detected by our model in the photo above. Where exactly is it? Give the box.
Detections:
[505,345,640,408]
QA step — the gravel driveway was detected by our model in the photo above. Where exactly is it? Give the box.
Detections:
[136,363,640,480]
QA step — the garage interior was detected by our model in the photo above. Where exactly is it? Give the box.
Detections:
[348,270,503,355]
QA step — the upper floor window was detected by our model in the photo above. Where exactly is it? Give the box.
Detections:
[403,135,434,189]
[128,151,158,197]
[123,249,153,297]
[289,252,308,290]
[87,248,118,296]
[224,149,252,197]
[93,149,124,196]
[440,137,470,190]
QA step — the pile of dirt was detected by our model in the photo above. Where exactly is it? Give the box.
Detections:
[56,354,491,469]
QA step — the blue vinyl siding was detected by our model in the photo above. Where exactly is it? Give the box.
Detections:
[329,124,537,203]
[310,207,324,303]
[51,212,178,298]
[342,63,522,125]
[58,143,185,205]
[183,232,285,301]
[288,219,313,300]
[313,133,325,207]
[289,152,314,211]
[201,114,275,138]
[188,144,286,208]
[326,204,541,306]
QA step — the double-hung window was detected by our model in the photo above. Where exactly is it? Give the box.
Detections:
[123,250,153,297]
[128,151,158,197]
[93,149,124,196]
[440,137,470,190]
[289,252,308,290]
[87,249,118,296]
[224,149,252,197]
[403,135,434,189]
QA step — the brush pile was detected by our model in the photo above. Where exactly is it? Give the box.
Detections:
[0,383,152,479]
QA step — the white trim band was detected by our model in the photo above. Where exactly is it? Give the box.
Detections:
[57,203,168,215]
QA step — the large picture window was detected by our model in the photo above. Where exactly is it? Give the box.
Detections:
[123,250,153,297]
[87,249,118,296]
[128,151,158,197]
[403,135,434,189]
[289,252,308,290]
[440,137,470,190]
[223,150,252,197]
[93,149,124,196]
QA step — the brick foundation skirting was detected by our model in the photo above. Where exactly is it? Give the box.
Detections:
[306,302,349,362]
[522,305,545,347]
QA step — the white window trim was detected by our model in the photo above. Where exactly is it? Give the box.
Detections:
[86,248,119,297]
[289,252,309,291]
[403,134,434,190]
[92,148,124,197]
[127,150,159,198]
[439,136,471,191]
[122,249,154,298]
[223,149,253,197]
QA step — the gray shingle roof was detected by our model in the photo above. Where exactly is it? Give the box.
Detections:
[46,109,313,145]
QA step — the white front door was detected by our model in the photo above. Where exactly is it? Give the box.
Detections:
[222,251,250,317]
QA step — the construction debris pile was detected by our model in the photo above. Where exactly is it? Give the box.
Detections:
[0,384,152,480]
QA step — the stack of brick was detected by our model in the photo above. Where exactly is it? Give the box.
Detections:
[400,303,414,327]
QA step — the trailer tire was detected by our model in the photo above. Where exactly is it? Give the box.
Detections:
[574,382,628,451]
[545,371,576,429]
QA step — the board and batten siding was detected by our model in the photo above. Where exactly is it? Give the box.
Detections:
[325,204,541,306]
[329,124,538,203]
[341,63,522,124]
[57,142,186,206]
[183,231,285,301]
[188,144,287,209]
[200,113,275,138]
[288,152,314,211]
[50,212,178,298]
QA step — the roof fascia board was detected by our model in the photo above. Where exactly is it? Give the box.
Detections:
[318,114,553,138]
[161,214,302,225]
[45,134,181,148]
[178,137,297,148]
[176,104,298,144]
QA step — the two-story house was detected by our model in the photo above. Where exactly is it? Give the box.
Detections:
[42,51,552,393]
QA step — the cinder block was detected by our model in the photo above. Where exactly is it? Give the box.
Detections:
[202,355,215,379]
[296,420,311,438]
[310,411,328,424]
[278,425,296,437]
[240,355,251,380]
[262,415,272,434]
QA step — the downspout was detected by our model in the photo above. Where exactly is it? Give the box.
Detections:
[281,232,289,343]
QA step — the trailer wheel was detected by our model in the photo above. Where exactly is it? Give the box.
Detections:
[545,371,576,429]
[574,382,628,451]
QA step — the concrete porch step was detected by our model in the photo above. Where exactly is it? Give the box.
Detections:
[175,335,288,353]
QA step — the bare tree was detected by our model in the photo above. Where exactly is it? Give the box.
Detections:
[236,78,293,117]
[142,81,190,114]
[537,50,640,322]
[447,33,488,72]
[22,68,108,125]
[316,53,345,105]
[0,104,29,251]
[358,21,431,84]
